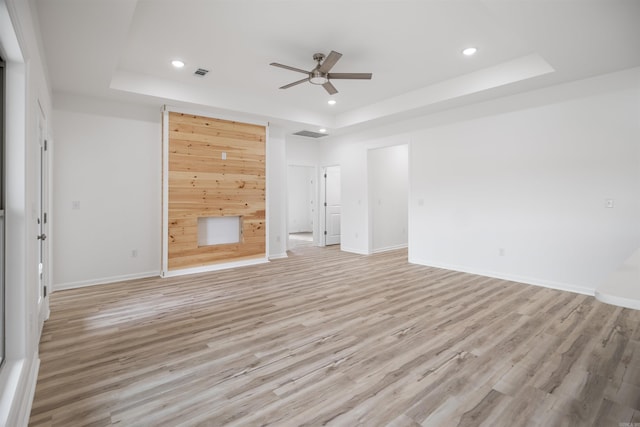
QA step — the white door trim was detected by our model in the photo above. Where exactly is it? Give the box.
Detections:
[322,165,341,246]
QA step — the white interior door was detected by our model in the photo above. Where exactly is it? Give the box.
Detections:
[324,166,341,245]
[36,104,49,307]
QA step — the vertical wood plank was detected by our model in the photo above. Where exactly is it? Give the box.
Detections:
[167,112,266,270]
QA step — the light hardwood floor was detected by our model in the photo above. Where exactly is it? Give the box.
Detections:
[30,246,640,426]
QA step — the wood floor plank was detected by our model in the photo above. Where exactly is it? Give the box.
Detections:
[29,246,640,426]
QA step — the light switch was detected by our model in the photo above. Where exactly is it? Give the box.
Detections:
[221,152,227,160]
[605,199,614,208]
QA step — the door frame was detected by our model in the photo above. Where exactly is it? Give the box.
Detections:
[320,164,341,247]
[36,99,50,323]
[286,164,318,249]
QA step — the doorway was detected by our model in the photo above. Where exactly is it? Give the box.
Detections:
[323,165,341,246]
[287,165,316,250]
[368,144,408,253]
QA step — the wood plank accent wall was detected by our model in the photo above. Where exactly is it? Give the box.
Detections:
[166,112,266,271]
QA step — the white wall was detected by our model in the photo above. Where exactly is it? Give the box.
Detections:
[369,145,408,253]
[52,100,289,284]
[287,166,314,233]
[321,68,640,294]
[409,79,640,294]
[286,136,320,166]
[0,0,52,424]
[52,95,161,289]
[267,125,287,259]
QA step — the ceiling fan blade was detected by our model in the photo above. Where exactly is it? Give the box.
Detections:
[328,73,372,80]
[270,63,310,75]
[280,77,308,89]
[322,81,338,95]
[318,51,342,73]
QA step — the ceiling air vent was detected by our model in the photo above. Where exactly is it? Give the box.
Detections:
[293,130,328,138]
[194,68,209,77]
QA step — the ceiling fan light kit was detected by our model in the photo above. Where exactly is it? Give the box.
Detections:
[309,70,328,85]
[270,50,372,95]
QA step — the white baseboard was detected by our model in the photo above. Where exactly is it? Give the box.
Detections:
[14,355,39,427]
[54,271,160,291]
[372,243,408,254]
[269,252,288,260]
[340,246,370,255]
[408,256,594,296]
[595,291,640,310]
[0,353,40,427]
[162,258,268,278]
[0,360,23,427]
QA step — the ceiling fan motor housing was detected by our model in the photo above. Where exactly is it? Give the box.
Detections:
[309,69,328,85]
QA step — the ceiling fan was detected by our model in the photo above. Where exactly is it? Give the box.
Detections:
[270,51,372,95]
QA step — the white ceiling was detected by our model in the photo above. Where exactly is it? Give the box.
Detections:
[34,0,640,133]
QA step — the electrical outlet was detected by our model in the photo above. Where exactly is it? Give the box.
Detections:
[605,199,614,208]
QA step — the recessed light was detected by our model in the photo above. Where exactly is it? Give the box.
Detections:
[318,128,327,133]
[462,47,477,56]
[328,99,337,105]
[171,60,185,68]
